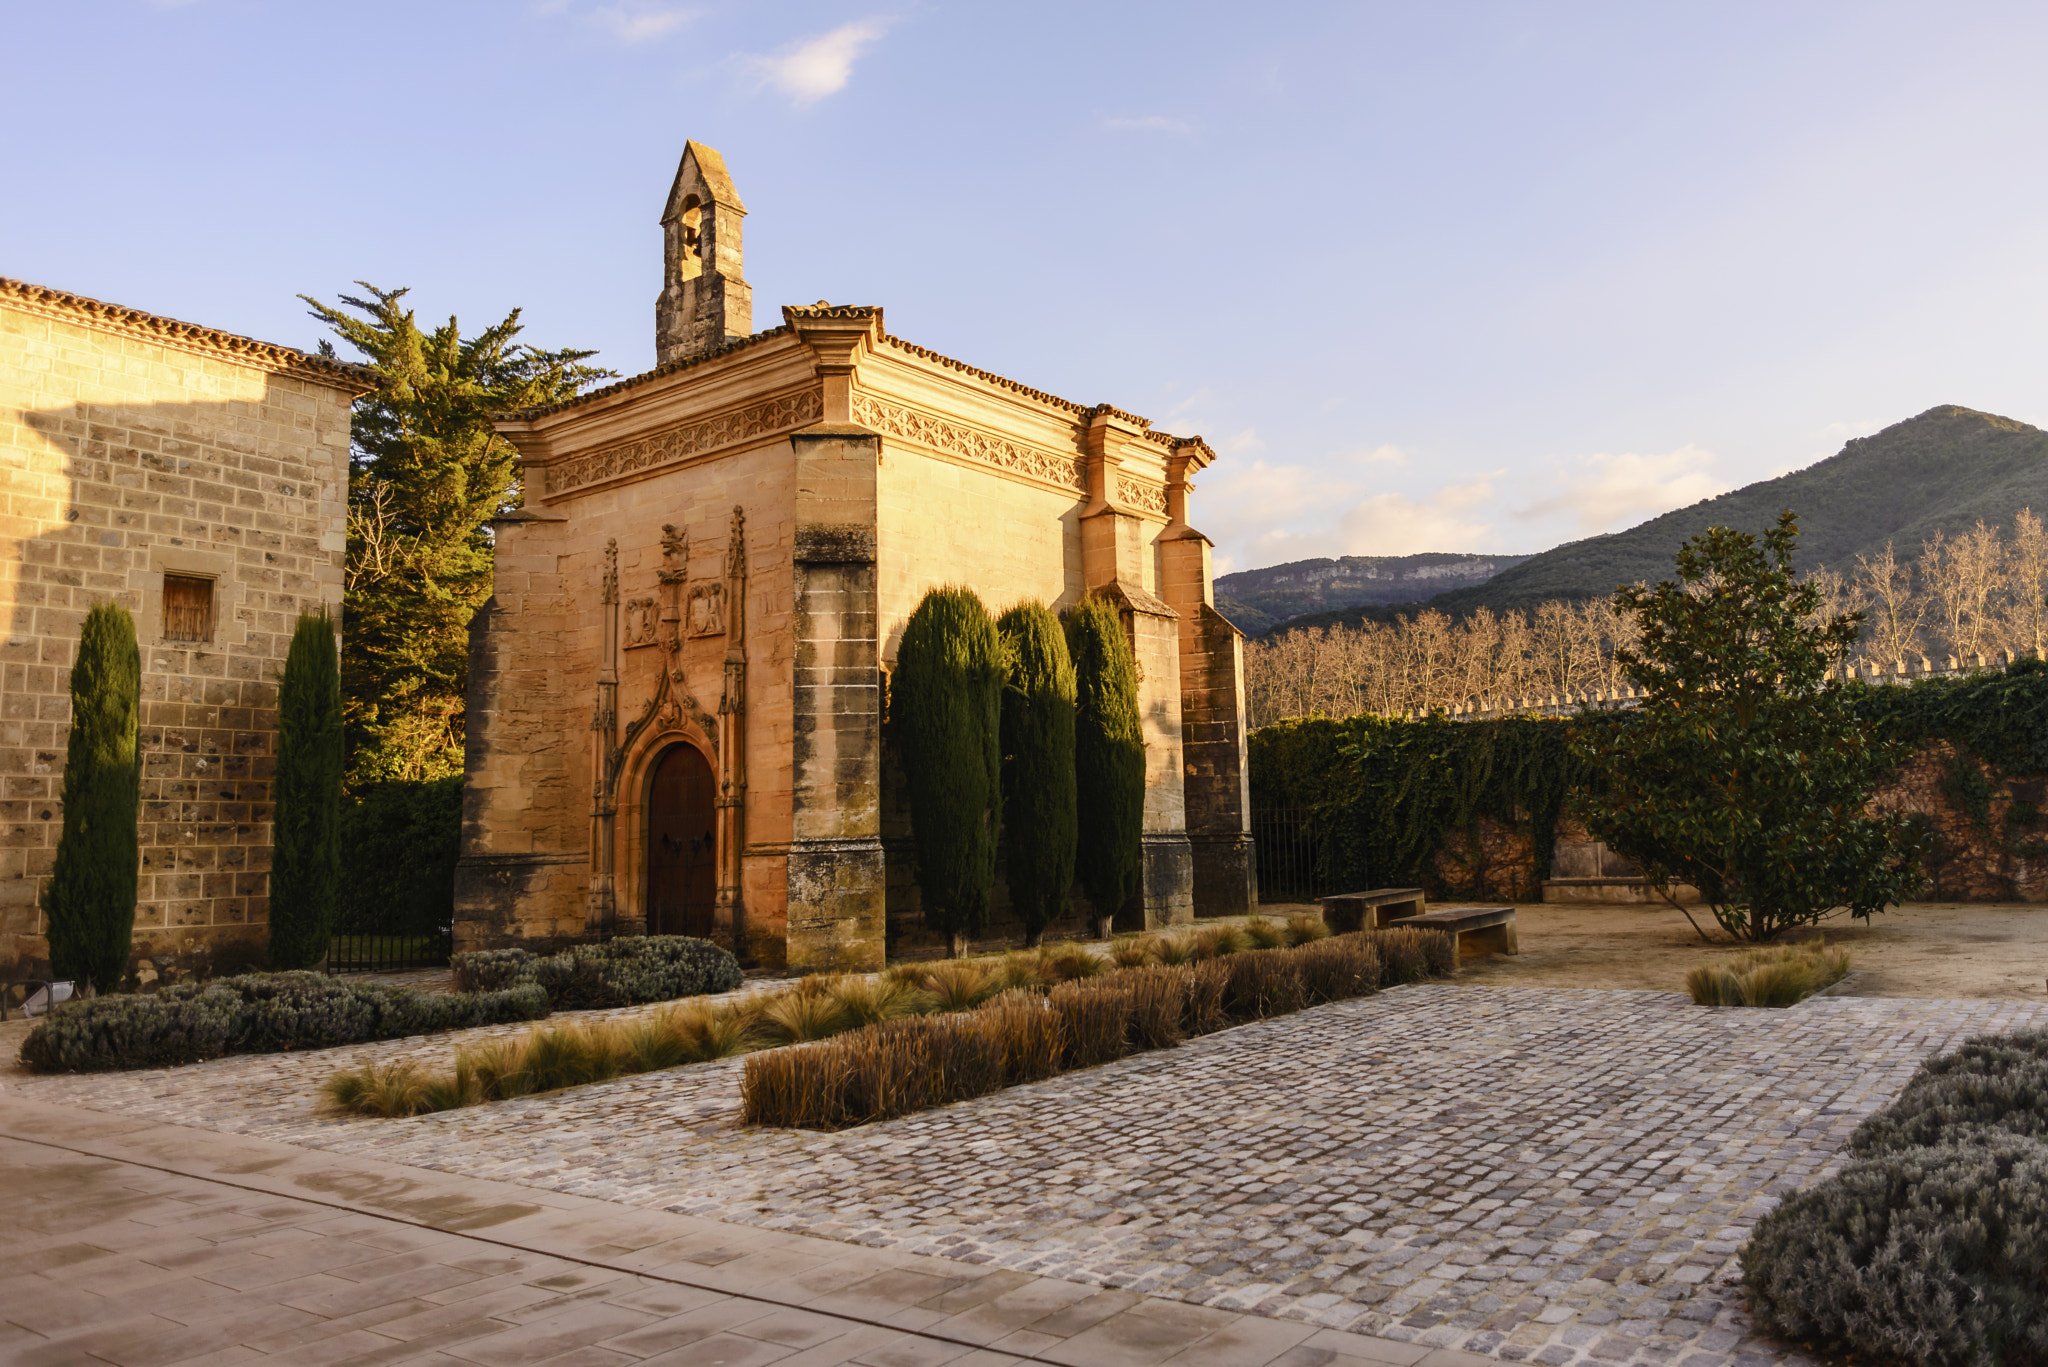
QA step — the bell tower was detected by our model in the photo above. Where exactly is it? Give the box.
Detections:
[656,140,752,366]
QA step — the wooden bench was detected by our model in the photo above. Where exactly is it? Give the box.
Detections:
[1403,905,1518,965]
[1319,887,1427,934]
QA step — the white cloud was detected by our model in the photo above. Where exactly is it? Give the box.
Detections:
[594,4,695,41]
[533,0,696,41]
[1516,446,1726,537]
[1221,427,1266,455]
[1350,444,1407,467]
[746,19,890,107]
[1335,476,1498,556]
[1103,115,1190,134]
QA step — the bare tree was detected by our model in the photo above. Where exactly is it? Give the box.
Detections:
[1923,522,2005,663]
[1854,541,1926,666]
[2001,507,2048,660]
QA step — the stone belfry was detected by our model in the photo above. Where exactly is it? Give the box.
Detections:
[655,140,753,365]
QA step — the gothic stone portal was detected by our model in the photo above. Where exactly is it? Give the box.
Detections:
[647,743,718,939]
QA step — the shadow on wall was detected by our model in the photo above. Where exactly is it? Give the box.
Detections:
[2,385,345,984]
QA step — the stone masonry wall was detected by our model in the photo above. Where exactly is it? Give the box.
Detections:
[1,284,356,981]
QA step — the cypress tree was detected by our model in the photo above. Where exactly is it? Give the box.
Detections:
[1065,594,1145,938]
[44,601,141,994]
[996,602,1078,948]
[894,586,1006,957]
[269,612,345,969]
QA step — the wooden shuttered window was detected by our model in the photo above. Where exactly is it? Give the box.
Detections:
[163,574,214,643]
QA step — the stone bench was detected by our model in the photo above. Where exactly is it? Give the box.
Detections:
[1319,887,1427,934]
[1400,905,1518,964]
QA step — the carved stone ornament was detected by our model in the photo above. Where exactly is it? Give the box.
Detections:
[545,390,824,496]
[688,582,726,637]
[848,395,1087,493]
[624,597,659,648]
[1115,475,1168,517]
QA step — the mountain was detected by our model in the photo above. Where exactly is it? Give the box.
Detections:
[1261,405,2048,636]
[1214,552,1531,634]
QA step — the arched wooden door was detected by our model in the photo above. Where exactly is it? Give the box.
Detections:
[646,743,717,939]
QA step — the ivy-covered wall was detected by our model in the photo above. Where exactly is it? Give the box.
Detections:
[1251,662,2048,904]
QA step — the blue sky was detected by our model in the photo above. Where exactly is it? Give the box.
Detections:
[9,2,2047,574]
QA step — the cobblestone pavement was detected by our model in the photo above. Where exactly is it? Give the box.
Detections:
[12,984,2045,1367]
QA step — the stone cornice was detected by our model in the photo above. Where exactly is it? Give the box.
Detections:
[499,325,797,422]
[540,388,823,497]
[1,277,375,393]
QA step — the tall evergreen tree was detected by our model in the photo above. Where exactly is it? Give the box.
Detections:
[269,612,345,969]
[45,602,141,994]
[302,285,612,785]
[894,586,1007,957]
[1065,595,1146,938]
[997,602,1078,947]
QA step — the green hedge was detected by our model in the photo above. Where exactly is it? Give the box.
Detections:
[337,777,463,938]
[450,935,743,1010]
[19,972,550,1073]
[1250,663,2048,898]
[1742,1027,2048,1366]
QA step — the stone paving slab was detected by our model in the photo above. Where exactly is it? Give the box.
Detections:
[12,984,2047,1366]
[0,1103,1491,1367]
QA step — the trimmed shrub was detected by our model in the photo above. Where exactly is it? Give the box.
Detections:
[45,601,142,993]
[1849,1036,2048,1157]
[1065,594,1144,936]
[894,586,1006,954]
[742,929,1450,1129]
[269,613,344,970]
[1743,1135,2048,1366]
[1296,935,1383,1005]
[20,972,549,1072]
[997,602,1078,947]
[1050,977,1135,1070]
[449,935,742,1009]
[1376,926,1457,982]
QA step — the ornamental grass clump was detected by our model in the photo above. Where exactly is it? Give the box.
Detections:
[1108,936,1155,969]
[1241,913,1289,949]
[1684,940,1850,1007]
[1375,926,1456,982]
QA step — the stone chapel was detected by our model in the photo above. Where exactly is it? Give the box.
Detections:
[454,141,1253,971]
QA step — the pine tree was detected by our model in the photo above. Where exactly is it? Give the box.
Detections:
[44,602,141,994]
[301,284,612,785]
[1065,595,1146,938]
[997,602,1078,947]
[894,586,1007,956]
[269,613,345,969]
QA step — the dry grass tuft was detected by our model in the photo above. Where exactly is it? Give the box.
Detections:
[1375,926,1458,982]
[756,989,849,1044]
[1686,940,1851,1008]
[1036,941,1107,982]
[322,1060,437,1117]
[1285,914,1332,946]
[1152,932,1199,967]
[1108,936,1156,969]
[1295,934,1382,1004]
[1241,914,1289,950]
[824,974,929,1027]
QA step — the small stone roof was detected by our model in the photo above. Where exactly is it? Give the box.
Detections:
[0,277,376,392]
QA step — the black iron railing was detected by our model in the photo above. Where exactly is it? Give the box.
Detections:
[1251,806,1340,903]
[326,929,452,975]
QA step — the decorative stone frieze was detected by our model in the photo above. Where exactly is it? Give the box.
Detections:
[542,389,823,496]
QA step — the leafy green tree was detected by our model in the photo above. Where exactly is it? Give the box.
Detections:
[1574,510,1922,941]
[894,586,1007,956]
[269,613,345,970]
[996,602,1078,947]
[1065,594,1145,937]
[44,602,141,994]
[302,284,612,785]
